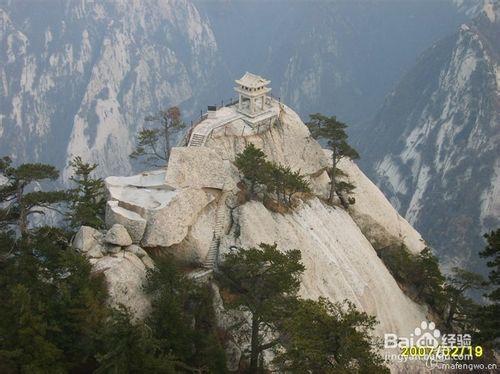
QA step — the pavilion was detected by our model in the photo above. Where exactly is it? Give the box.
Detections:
[234,72,272,117]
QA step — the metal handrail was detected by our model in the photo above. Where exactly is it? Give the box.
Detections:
[206,113,278,142]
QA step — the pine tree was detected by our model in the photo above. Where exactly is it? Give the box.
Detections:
[235,145,310,207]
[144,255,227,372]
[282,167,310,206]
[334,168,356,206]
[306,114,359,207]
[95,307,177,374]
[273,297,388,373]
[444,267,484,331]
[219,244,388,373]
[0,156,67,236]
[1,283,65,373]
[0,157,111,371]
[67,156,105,229]
[413,248,446,311]
[218,243,305,372]
[0,227,110,372]
[266,164,310,206]
[130,106,185,166]
[234,143,269,196]
[377,244,449,314]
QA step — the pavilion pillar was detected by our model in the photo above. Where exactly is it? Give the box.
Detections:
[238,94,242,109]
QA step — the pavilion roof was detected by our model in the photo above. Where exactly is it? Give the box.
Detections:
[235,72,270,88]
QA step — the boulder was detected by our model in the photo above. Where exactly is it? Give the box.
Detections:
[165,147,239,191]
[104,224,133,247]
[308,169,330,199]
[105,201,147,243]
[105,171,177,218]
[106,169,167,189]
[172,202,217,262]
[141,188,215,248]
[111,251,125,259]
[125,244,148,258]
[86,245,104,258]
[72,226,103,253]
[92,252,150,319]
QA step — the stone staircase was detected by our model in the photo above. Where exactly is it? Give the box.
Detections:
[188,133,206,147]
[203,194,228,269]
[189,268,213,282]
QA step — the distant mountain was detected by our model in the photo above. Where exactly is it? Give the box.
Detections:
[0,0,482,186]
[0,0,226,177]
[196,0,472,123]
[359,2,499,271]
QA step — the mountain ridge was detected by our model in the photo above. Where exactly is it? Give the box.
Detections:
[359,2,499,271]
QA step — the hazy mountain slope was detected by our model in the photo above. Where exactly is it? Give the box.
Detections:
[1,0,475,177]
[360,3,499,271]
[196,0,473,123]
[0,0,225,176]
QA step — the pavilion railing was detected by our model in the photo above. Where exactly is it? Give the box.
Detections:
[179,95,282,146]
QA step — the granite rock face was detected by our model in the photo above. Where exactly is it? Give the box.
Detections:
[165,147,239,191]
[72,224,154,319]
[358,4,500,271]
[92,253,151,319]
[125,244,148,258]
[0,0,221,177]
[338,157,427,254]
[106,201,147,243]
[206,105,330,177]
[227,199,427,344]
[104,168,216,250]
[140,188,216,248]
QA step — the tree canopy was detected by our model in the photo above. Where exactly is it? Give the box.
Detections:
[0,156,67,236]
[234,144,310,208]
[274,297,388,373]
[0,156,226,373]
[218,243,387,373]
[234,143,269,196]
[67,156,106,230]
[0,226,109,373]
[218,243,304,372]
[306,114,359,207]
[130,106,186,166]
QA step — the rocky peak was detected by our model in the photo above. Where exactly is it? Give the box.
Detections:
[359,3,499,272]
[97,93,429,370]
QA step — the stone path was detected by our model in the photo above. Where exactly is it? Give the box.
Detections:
[203,193,228,269]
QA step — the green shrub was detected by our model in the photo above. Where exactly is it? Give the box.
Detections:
[378,244,446,312]
[235,144,310,208]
